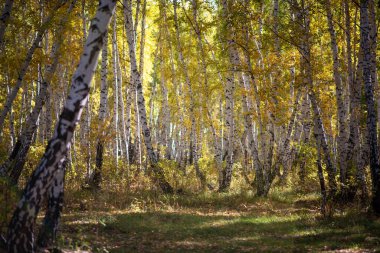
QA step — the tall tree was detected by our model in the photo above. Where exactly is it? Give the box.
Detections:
[0,0,77,183]
[360,0,380,214]
[91,31,109,188]
[123,0,173,193]
[291,0,337,198]
[0,0,66,138]
[173,0,209,189]
[344,0,365,200]
[218,0,236,192]
[325,0,348,195]
[112,16,120,167]
[6,1,116,251]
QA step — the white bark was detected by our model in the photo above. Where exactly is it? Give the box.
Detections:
[139,0,147,83]
[0,1,76,181]
[7,2,116,251]
[82,0,91,178]
[112,16,119,166]
[162,0,182,162]
[0,2,65,137]
[116,43,128,165]
[173,0,208,188]
[325,0,348,188]
[124,0,173,193]
[159,45,171,159]
[292,0,337,195]
[218,0,236,191]
[360,0,380,213]
[92,31,109,188]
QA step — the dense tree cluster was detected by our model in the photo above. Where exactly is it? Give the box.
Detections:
[0,0,379,251]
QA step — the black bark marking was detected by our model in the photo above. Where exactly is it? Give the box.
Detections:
[60,108,75,122]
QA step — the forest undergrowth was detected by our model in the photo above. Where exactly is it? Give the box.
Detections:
[3,170,379,253]
[57,187,380,252]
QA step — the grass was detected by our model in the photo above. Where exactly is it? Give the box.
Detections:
[55,189,380,252]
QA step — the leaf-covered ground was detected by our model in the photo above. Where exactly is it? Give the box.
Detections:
[55,189,380,252]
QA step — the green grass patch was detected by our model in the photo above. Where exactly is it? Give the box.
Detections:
[57,189,380,252]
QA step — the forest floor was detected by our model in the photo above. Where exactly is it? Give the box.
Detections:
[55,187,380,253]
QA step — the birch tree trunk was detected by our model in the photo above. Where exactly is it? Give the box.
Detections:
[0,1,76,183]
[134,0,141,40]
[82,0,92,180]
[6,2,116,251]
[7,85,16,150]
[240,5,269,194]
[218,0,236,192]
[136,0,147,168]
[191,0,208,89]
[309,91,338,196]
[347,48,368,200]
[0,1,65,138]
[112,16,119,167]
[139,0,146,84]
[159,44,171,159]
[0,0,14,47]
[92,32,109,188]
[125,80,133,164]
[161,0,181,162]
[173,0,209,189]
[241,75,265,195]
[325,0,349,194]
[116,40,128,166]
[134,89,142,170]
[292,0,337,197]
[298,93,312,183]
[273,92,301,186]
[360,0,380,214]
[5,42,60,184]
[344,0,361,199]
[317,145,327,216]
[345,1,367,199]
[188,2,225,177]
[368,0,379,128]
[45,87,53,140]
[124,0,173,193]
[35,160,66,249]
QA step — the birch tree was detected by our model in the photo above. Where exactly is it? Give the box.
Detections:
[291,0,337,199]
[6,1,116,251]
[173,0,210,189]
[123,0,173,193]
[0,1,77,183]
[360,0,380,214]
[218,0,236,192]
[343,0,364,200]
[91,31,109,188]
[112,16,120,167]
[0,0,66,138]
[325,0,349,195]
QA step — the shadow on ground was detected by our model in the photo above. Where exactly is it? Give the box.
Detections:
[58,192,380,253]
